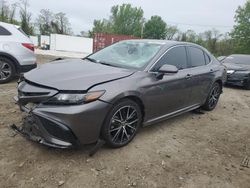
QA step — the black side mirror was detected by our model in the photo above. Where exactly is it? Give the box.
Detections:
[155,64,178,80]
[158,64,178,74]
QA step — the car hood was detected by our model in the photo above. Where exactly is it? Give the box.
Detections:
[224,62,250,71]
[24,59,135,91]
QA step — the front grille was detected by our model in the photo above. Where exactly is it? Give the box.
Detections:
[38,116,77,144]
[17,81,58,105]
[18,91,50,97]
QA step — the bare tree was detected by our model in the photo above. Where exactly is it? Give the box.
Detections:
[53,12,72,35]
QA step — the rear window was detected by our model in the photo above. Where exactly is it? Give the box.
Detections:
[189,47,206,67]
[18,27,29,37]
[0,26,11,35]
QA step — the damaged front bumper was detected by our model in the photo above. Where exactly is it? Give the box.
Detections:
[13,80,111,149]
[12,98,79,148]
[226,72,250,86]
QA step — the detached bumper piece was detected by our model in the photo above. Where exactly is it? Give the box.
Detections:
[11,115,79,149]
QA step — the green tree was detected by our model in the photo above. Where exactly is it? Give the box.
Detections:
[19,0,34,35]
[88,19,112,37]
[0,0,18,24]
[200,29,222,55]
[231,1,250,54]
[36,9,54,35]
[90,4,144,37]
[143,16,166,39]
[111,4,144,37]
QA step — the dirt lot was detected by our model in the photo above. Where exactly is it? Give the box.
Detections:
[0,55,250,188]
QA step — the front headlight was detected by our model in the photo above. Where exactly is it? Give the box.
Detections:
[227,70,235,74]
[45,91,105,105]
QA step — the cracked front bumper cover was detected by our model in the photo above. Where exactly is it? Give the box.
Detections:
[10,115,78,149]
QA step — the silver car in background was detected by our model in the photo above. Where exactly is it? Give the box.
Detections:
[0,21,36,84]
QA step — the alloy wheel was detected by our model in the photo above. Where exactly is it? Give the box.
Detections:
[0,61,12,81]
[109,106,139,144]
[208,85,220,109]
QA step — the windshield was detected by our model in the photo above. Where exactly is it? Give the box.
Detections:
[87,41,163,69]
[223,55,250,65]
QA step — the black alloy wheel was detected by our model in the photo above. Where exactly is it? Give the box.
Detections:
[101,99,142,148]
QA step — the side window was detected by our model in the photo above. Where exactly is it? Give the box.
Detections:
[204,52,211,64]
[153,46,188,71]
[0,26,11,36]
[189,47,206,67]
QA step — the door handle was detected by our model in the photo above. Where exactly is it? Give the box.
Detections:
[185,74,193,79]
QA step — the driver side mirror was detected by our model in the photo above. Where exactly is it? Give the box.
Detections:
[158,64,178,74]
[155,64,178,80]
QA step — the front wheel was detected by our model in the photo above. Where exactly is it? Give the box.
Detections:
[101,99,142,148]
[202,82,222,111]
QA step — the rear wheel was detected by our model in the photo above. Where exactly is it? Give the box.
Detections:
[101,99,142,148]
[0,57,15,84]
[202,82,222,111]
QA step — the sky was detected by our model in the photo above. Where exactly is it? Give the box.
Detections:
[9,0,247,35]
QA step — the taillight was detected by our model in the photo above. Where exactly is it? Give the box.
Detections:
[22,43,34,52]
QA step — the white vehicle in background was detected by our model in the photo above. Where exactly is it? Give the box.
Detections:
[0,21,36,84]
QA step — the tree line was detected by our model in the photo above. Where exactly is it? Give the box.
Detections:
[89,2,250,56]
[0,0,72,36]
[1,0,249,56]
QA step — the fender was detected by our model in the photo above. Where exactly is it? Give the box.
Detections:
[0,52,20,73]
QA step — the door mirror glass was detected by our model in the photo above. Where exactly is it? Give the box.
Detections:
[158,64,178,74]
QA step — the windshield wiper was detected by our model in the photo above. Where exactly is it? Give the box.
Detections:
[85,57,119,68]
[98,61,120,68]
[85,57,98,63]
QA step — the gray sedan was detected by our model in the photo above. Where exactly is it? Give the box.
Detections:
[14,40,226,148]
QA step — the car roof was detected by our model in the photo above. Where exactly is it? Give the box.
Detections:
[228,54,250,58]
[124,39,205,49]
[0,21,20,30]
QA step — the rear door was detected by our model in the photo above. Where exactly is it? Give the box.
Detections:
[186,46,214,105]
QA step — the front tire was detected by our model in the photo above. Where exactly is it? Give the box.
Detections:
[202,82,222,111]
[0,57,15,84]
[101,99,142,148]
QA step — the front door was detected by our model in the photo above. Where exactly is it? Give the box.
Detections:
[143,46,192,122]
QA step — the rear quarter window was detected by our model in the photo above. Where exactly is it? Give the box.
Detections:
[189,47,206,67]
[0,26,11,36]
[204,53,211,64]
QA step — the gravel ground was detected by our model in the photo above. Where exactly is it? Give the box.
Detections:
[0,55,250,188]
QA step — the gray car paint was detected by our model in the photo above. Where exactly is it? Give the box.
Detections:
[16,40,226,146]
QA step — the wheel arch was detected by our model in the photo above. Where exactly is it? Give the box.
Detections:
[0,52,19,74]
[110,92,146,121]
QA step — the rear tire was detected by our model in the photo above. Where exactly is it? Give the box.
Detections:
[0,57,15,84]
[202,82,222,111]
[101,99,142,148]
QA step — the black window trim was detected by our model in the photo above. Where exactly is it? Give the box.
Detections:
[0,26,12,36]
[148,45,189,73]
[186,45,212,68]
[148,44,213,73]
